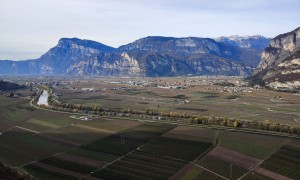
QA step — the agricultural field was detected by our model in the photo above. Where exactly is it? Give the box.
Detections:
[82,123,176,156]
[52,77,300,126]
[217,130,291,159]
[197,146,262,179]
[43,125,110,145]
[92,150,187,180]
[259,140,300,179]
[171,163,224,180]
[242,172,271,180]
[0,89,81,133]
[23,163,78,180]
[0,77,300,179]
[0,127,71,166]
[141,137,213,161]
[163,126,217,143]
[67,148,120,163]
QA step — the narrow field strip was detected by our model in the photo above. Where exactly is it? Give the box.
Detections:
[170,163,226,180]
[27,119,61,129]
[208,146,262,170]
[29,162,84,178]
[76,124,116,134]
[55,153,105,168]
[38,134,81,147]
[254,167,292,180]
[92,150,186,180]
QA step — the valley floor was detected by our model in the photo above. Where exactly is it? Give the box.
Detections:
[0,76,299,180]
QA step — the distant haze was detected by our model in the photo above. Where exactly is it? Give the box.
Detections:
[1,0,299,60]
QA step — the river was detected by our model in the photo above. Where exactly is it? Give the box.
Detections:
[37,90,49,106]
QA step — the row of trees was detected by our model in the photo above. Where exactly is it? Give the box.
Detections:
[36,87,300,135]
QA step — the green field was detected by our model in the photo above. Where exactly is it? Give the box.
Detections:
[23,163,78,180]
[67,148,119,163]
[0,92,79,133]
[0,127,71,166]
[39,156,98,174]
[44,125,111,145]
[82,123,176,156]
[171,163,224,180]
[218,131,290,159]
[242,172,271,180]
[79,117,143,132]
[260,143,300,179]
[163,126,217,143]
[197,155,248,179]
[141,137,213,161]
[92,150,186,180]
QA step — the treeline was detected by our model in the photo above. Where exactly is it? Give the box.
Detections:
[245,76,266,87]
[36,88,300,135]
[31,88,43,105]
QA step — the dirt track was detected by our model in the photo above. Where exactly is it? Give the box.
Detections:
[76,124,116,134]
[254,167,293,180]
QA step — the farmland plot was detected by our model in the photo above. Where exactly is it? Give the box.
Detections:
[39,156,99,174]
[171,163,225,180]
[242,172,271,180]
[92,150,186,180]
[260,143,300,180]
[23,162,79,180]
[218,131,290,159]
[197,146,262,179]
[82,123,176,156]
[141,137,213,161]
[67,148,119,163]
[44,124,112,145]
[80,117,143,132]
[0,127,71,166]
[163,126,216,143]
[23,152,106,179]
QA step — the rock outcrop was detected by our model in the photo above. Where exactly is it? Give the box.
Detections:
[253,27,300,90]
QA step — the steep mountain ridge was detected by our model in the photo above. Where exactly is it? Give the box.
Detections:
[0,35,269,76]
[119,36,263,67]
[253,27,300,90]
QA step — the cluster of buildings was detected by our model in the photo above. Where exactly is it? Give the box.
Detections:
[69,115,99,121]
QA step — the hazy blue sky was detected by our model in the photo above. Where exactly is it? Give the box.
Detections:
[1,0,299,60]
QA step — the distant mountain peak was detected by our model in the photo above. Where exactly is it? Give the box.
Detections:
[57,37,115,52]
[118,36,219,53]
[215,35,271,50]
[225,35,266,40]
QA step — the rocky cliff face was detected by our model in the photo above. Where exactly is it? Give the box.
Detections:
[0,36,268,77]
[119,36,263,67]
[253,27,300,90]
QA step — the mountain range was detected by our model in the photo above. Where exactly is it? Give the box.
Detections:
[0,35,271,77]
[215,35,271,50]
